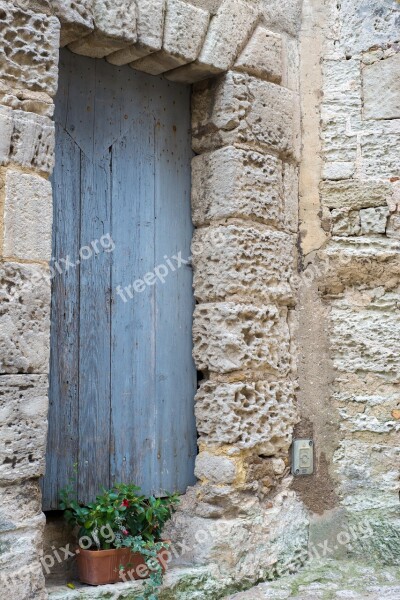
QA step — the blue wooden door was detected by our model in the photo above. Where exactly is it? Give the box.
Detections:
[42,49,197,509]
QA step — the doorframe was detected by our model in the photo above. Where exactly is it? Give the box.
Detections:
[0,1,302,594]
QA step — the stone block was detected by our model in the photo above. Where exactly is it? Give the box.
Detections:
[3,170,52,261]
[0,561,47,599]
[360,206,389,234]
[166,0,258,83]
[107,0,165,65]
[0,480,43,532]
[192,72,300,158]
[195,452,236,484]
[0,3,59,95]
[192,224,295,304]
[363,54,400,120]
[331,209,361,236]
[69,0,137,58]
[283,162,298,233]
[193,302,291,374]
[320,180,392,210]
[195,379,296,451]
[0,106,55,174]
[52,0,94,46]
[0,262,50,374]
[234,26,282,83]
[191,146,283,228]
[261,0,302,37]
[130,0,209,75]
[360,124,400,180]
[330,294,400,383]
[386,214,400,239]
[323,161,355,180]
[0,375,48,482]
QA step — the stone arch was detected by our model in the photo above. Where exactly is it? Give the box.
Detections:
[0,1,307,597]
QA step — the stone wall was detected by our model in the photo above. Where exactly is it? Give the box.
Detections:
[0,1,308,598]
[297,0,400,564]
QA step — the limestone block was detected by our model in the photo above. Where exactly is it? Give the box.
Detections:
[386,214,400,239]
[195,452,236,484]
[363,54,400,120]
[261,0,302,37]
[0,106,55,174]
[191,146,283,227]
[107,0,165,66]
[360,206,389,235]
[334,439,400,510]
[360,124,400,179]
[0,3,59,95]
[281,34,299,92]
[0,374,48,482]
[234,26,282,83]
[0,525,46,595]
[331,209,361,236]
[340,0,400,55]
[321,237,400,292]
[283,162,298,233]
[130,0,209,75]
[69,0,137,58]
[320,180,392,210]
[192,224,295,304]
[3,170,52,261]
[166,0,258,83]
[193,302,291,374]
[323,161,355,180]
[192,72,300,158]
[52,0,94,46]
[330,294,400,383]
[0,561,47,599]
[195,379,296,452]
[0,262,50,374]
[0,480,42,532]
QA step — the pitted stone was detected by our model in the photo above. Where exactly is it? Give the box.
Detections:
[0,3,59,95]
[52,0,94,46]
[192,146,284,228]
[0,262,50,374]
[107,0,166,66]
[0,106,55,174]
[192,72,300,158]
[196,379,296,451]
[192,224,295,304]
[166,0,258,83]
[68,0,137,58]
[3,170,52,261]
[193,302,291,374]
[235,26,282,83]
[0,480,43,531]
[0,375,48,482]
[360,123,400,180]
[331,209,361,236]
[130,0,209,75]
[320,180,392,210]
[195,452,237,484]
[360,206,390,235]
[283,163,299,233]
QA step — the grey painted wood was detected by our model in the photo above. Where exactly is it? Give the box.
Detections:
[42,49,196,509]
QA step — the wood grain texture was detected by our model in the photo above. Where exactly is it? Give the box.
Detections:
[42,49,196,509]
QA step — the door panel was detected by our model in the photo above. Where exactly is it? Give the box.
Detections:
[42,49,196,509]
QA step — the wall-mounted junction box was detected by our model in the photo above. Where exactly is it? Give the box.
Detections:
[292,439,314,475]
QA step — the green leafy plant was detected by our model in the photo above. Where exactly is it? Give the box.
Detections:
[60,481,179,599]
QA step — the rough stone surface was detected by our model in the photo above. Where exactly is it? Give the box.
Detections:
[107,0,166,65]
[320,180,392,210]
[363,53,400,120]
[192,72,300,158]
[68,0,137,57]
[331,209,361,236]
[166,0,259,82]
[195,379,296,451]
[191,146,284,228]
[52,0,94,46]
[195,452,237,484]
[192,224,295,304]
[0,375,48,482]
[193,302,291,374]
[359,206,389,235]
[131,0,209,75]
[234,26,283,83]
[0,3,59,95]
[340,0,400,55]
[3,170,52,261]
[0,106,55,173]
[0,479,43,531]
[0,262,50,374]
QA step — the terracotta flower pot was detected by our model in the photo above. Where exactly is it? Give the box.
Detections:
[77,546,170,586]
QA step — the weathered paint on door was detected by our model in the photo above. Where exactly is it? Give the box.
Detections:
[42,49,197,509]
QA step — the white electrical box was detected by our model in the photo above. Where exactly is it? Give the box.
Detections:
[292,439,314,475]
